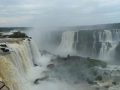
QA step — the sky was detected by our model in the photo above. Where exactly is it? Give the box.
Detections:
[0,0,120,27]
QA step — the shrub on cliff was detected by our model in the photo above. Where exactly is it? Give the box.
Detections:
[9,31,28,38]
[95,75,102,81]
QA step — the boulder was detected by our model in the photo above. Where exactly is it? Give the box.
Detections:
[34,76,49,84]
[0,44,7,47]
[47,64,55,68]
[1,48,9,52]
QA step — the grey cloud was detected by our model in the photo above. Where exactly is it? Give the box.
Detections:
[0,0,120,27]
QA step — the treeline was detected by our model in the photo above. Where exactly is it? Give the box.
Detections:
[59,23,120,30]
[0,31,29,38]
[0,27,32,32]
[79,23,120,30]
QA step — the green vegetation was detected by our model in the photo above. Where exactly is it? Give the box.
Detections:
[95,75,102,81]
[112,82,117,85]
[9,31,28,38]
[86,78,94,84]
[104,86,109,89]
[0,31,29,38]
[50,55,107,84]
[54,55,107,68]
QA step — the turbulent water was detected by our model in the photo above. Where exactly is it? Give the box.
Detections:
[0,38,81,90]
[0,38,42,90]
[98,30,119,61]
[55,31,76,56]
[1,29,120,90]
[60,31,75,50]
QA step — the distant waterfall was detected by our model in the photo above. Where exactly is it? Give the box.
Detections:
[99,30,112,42]
[59,31,75,51]
[99,30,120,60]
[92,31,96,56]
[58,30,120,60]
[0,38,41,90]
[75,31,79,50]
[76,31,79,42]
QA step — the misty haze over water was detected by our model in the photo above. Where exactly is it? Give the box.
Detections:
[1,0,120,90]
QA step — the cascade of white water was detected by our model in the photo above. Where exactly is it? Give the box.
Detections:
[60,31,75,51]
[30,39,41,65]
[22,39,33,65]
[99,42,118,60]
[7,40,33,74]
[92,31,96,57]
[98,30,120,60]
[0,38,40,90]
[118,31,120,41]
[104,30,112,42]
[114,30,120,42]
[55,31,76,56]
[116,31,119,41]
[99,31,102,42]
[99,30,112,42]
[9,52,25,77]
[74,31,79,50]
[77,31,79,42]
[0,55,26,90]
[93,31,96,52]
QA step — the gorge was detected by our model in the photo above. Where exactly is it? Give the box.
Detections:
[1,29,120,90]
[37,29,120,63]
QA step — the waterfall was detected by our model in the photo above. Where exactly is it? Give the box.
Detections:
[0,38,41,90]
[55,31,76,56]
[104,30,112,42]
[74,31,79,50]
[77,31,79,42]
[30,39,41,65]
[99,30,112,42]
[55,29,120,59]
[99,42,118,60]
[0,55,26,90]
[99,30,119,60]
[92,31,96,56]
[7,40,33,74]
[59,31,75,51]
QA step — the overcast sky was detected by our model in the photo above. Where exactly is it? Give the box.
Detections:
[0,0,120,27]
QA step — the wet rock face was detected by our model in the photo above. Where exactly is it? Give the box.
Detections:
[0,44,10,54]
[0,48,9,52]
[112,82,117,85]
[73,30,102,58]
[0,31,29,38]
[34,64,38,66]
[34,76,49,84]
[0,44,7,47]
[40,50,52,56]
[47,64,55,68]
[95,76,102,81]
